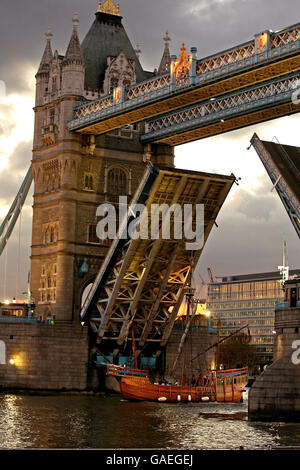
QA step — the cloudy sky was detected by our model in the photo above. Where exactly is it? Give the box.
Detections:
[0,0,299,300]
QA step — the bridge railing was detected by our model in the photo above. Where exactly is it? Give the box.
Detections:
[69,23,300,129]
[143,75,298,138]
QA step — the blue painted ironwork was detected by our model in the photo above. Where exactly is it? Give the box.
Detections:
[0,315,39,324]
[141,73,300,143]
[68,26,300,133]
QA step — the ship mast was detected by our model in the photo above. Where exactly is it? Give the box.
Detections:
[170,255,196,380]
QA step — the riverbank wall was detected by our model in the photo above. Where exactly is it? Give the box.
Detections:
[0,323,89,391]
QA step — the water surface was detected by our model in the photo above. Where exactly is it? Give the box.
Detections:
[0,392,300,449]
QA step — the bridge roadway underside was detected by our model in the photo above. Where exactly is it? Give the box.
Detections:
[141,76,300,146]
[80,165,235,361]
[70,52,300,146]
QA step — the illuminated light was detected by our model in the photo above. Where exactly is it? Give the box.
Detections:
[4,300,10,305]
[12,298,16,304]
[210,97,216,101]
[272,330,277,335]
[81,322,85,327]
[172,43,193,80]
[9,359,15,365]
[204,311,211,318]
[220,119,225,123]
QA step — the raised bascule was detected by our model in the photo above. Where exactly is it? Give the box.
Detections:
[1,1,300,378]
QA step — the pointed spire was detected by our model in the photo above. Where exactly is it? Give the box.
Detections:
[63,13,84,65]
[37,27,53,74]
[158,31,171,75]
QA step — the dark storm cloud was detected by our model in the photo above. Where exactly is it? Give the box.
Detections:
[1,0,300,94]
[229,175,279,222]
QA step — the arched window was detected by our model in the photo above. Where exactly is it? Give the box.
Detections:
[50,227,55,243]
[84,173,94,191]
[107,168,127,195]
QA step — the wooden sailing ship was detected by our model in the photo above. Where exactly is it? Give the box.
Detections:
[107,282,249,403]
[107,365,248,403]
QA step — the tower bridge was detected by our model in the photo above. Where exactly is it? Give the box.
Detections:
[1,0,299,375]
[68,22,300,144]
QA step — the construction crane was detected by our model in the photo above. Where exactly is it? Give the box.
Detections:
[0,165,32,257]
[207,267,223,284]
[207,267,215,284]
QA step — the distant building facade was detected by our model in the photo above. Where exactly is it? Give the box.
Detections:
[207,270,300,364]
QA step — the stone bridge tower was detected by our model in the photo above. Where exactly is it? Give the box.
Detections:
[31,1,174,323]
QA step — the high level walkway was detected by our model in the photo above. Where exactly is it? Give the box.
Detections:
[69,23,300,146]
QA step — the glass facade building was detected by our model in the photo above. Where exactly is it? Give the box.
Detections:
[207,270,300,364]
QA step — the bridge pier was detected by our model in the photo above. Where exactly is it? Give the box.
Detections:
[249,279,300,421]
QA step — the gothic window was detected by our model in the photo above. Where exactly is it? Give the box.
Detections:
[39,264,57,304]
[84,173,94,191]
[43,223,59,245]
[49,108,55,124]
[52,77,57,92]
[43,160,61,192]
[107,168,127,195]
[50,227,55,243]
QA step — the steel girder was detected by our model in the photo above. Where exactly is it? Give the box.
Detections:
[251,133,300,238]
[80,165,235,352]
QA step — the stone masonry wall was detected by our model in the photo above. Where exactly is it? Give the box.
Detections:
[0,323,89,391]
[248,307,300,421]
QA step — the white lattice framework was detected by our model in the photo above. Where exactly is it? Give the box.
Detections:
[71,24,300,125]
[270,27,300,48]
[74,96,114,119]
[126,74,171,100]
[145,76,298,133]
[197,44,255,74]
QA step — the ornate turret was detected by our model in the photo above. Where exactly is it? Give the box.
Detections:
[158,31,171,75]
[37,27,53,75]
[61,13,85,95]
[35,28,54,106]
[63,13,84,65]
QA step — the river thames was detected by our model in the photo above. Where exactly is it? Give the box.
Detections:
[0,390,300,450]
